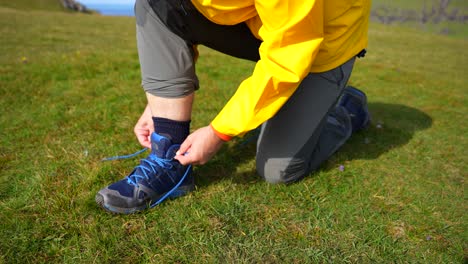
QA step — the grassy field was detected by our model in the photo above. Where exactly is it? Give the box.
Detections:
[0,2,467,263]
[372,0,467,9]
[371,0,468,38]
[0,0,63,11]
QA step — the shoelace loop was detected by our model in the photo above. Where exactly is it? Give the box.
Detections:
[126,154,174,186]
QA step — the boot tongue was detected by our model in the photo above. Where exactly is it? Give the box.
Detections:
[150,133,173,158]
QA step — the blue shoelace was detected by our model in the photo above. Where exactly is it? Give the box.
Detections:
[150,163,192,207]
[126,153,174,186]
[101,148,149,161]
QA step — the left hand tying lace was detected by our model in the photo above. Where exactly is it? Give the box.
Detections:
[134,104,154,149]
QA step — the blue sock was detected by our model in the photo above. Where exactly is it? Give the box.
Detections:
[152,117,190,145]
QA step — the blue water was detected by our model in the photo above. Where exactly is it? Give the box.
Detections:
[85,3,134,16]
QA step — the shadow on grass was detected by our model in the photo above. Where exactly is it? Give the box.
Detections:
[194,103,433,187]
[194,139,259,187]
[335,102,433,161]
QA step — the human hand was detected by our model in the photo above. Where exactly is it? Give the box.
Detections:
[134,104,154,149]
[175,126,225,165]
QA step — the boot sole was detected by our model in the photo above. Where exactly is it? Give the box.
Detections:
[95,184,194,214]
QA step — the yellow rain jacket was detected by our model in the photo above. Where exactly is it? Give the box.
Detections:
[191,0,371,140]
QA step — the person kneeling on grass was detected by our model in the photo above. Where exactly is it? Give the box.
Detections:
[95,0,372,214]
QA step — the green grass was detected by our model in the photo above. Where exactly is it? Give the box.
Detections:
[1,4,467,264]
[0,0,63,11]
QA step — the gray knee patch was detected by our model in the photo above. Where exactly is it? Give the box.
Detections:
[256,157,308,184]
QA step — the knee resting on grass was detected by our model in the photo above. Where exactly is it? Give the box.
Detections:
[256,156,309,184]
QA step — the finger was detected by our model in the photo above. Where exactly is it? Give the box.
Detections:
[144,126,154,149]
[175,150,194,165]
[143,140,151,149]
[139,138,151,149]
[136,134,145,146]
[175,154,190,165]
[176,136,192,156]
[135,131,151,148]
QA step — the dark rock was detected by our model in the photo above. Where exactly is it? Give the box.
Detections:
[60,0,92,13]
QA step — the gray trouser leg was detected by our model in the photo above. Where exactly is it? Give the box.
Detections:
[256,58,355,184]
[135,0,198,98]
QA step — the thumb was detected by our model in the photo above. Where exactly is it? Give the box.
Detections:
[175,137,193,165]
[176,136,192,157]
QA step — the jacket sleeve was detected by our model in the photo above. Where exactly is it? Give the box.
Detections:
[211,0,324,139]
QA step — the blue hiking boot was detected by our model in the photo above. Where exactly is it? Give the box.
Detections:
[338,86,370,132]
[95,133,194,214]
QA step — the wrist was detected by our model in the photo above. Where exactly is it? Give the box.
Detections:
[210,123,232,142]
